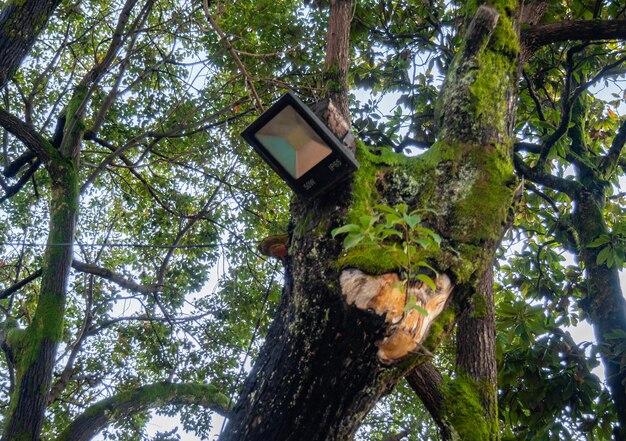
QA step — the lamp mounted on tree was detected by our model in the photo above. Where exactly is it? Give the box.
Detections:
[242,91,359,197]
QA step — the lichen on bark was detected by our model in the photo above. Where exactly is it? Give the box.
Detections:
[336,140,516,285]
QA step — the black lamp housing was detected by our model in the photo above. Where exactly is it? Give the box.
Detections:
[241,91,359,197]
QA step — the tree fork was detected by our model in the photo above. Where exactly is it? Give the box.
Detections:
[1,83,86,440]
[222,2,521,439]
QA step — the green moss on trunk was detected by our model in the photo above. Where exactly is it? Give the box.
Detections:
[442,375,496,440]
[337,141,515,284]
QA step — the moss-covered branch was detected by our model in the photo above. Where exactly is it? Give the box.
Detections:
[2,83,83,441]
[55,382,231,441]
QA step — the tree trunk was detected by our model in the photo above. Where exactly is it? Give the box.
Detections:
[0,0,63,88]
[221,2,521,438]
[455,263,498,430]
[324,0,352,121]
[1,87,85,439]
[406,363,455,439]
[573,190,626,439]
[407,256,500,441]
[221,187,405,441]
[2,166,78,441]
[564,90,626,439]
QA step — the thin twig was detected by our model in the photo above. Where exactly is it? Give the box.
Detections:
[202,0,263,111]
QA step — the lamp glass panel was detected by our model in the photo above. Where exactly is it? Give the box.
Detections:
[255,105,332,178]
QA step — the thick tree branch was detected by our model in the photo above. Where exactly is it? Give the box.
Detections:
[3,149,37,178]
[514,153,582,197]
[0,269,43,300]
[514,141,541,154]
[0,159,40,204]
[462,5,500,60]
[406,362,456,440]
[71,260,160,294]
[522,19,626,52]
[0,108,52,162]
[324,0,353,121]
[54,382,230,441]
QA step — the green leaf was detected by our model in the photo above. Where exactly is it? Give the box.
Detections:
[331,224,361,238]
[394,203,408,214]
[359,214,378,228]
[596,246,611,265]
[404,296,429,316]
[587,235,611,248]
[374,204,400,215]
[344,233,365,250]
[416,261,438,275]
[384,213,402,225]
[381,229,403,239]
[403,213,421,229]
[416,273,436,291]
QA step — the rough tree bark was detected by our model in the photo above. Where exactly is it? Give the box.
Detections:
[574,193,626,439]
[1,93,82,441]
[568,95,626,438]
[220,1,520,439]
[0,0,63,88]
[323,0,352,121]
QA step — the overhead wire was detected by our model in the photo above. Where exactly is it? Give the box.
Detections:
[0,241,253,249]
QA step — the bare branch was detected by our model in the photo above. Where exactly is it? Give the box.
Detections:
[71,260,160,294]
[513,153,582,198]
[522,19,626,52]
[0,269,43,300]
[202,0,263,111]
[0,108,52,162]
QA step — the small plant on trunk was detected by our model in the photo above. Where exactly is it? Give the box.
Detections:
[332,203,441,315]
